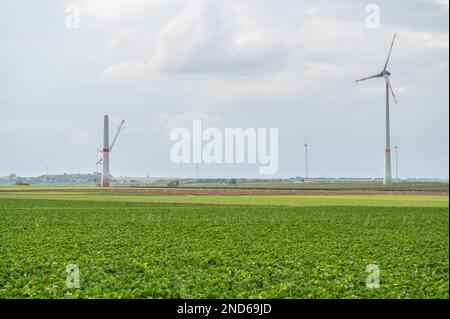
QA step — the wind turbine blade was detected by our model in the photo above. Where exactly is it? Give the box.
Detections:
[355,73,383,82]
[383,32,397,71]
[386,77,398,104]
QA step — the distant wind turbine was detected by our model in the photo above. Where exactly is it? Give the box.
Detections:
[355,33,398,185]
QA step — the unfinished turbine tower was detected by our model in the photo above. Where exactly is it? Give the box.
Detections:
[98,115,125,187]
[355,33,399,185]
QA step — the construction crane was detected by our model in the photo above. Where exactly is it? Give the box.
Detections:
[97,120,125,160]
[110,120,125,151]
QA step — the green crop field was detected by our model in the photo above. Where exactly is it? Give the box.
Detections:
[0,191,448,299]
[0,192,448,207]
[1,180,448,192]
[182,180,449,192]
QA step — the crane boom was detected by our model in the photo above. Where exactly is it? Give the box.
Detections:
[109,120,125,151]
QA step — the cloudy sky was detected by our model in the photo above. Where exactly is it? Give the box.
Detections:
[0,0,448,179]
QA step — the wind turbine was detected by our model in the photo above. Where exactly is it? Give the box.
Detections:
[355,33,398,185]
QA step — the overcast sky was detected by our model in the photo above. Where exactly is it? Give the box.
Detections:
[0,0,448,179]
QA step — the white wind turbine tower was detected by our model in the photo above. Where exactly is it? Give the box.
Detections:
[355,33,399,185]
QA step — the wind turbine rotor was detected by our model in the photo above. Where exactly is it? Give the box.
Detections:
[384,76,398,104]
[383,32,397,71]
[355,72,383,82]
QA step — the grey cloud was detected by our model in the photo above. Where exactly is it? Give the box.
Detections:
[148,0,295,75]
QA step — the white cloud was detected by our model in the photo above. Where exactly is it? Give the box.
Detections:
[431,0,449,10]
[80,0,177,20]
[156,112,220,137]
[100,0,296,79]
[107,29,139,51]
[148,0,294,74]
[101,59,150,80]
[404,30,449,50]
[68,130,94,147]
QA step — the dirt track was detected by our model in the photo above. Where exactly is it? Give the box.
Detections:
[1,187,448,196]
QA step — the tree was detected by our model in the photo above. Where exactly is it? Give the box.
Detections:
[167,180,180,188]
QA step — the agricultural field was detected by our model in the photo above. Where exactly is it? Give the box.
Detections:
[0,192,448,207]
[182,180,449,192]
[1,180,448,193]
[0,190,448,299]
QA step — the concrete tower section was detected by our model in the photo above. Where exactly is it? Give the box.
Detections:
[101,115,110,187]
